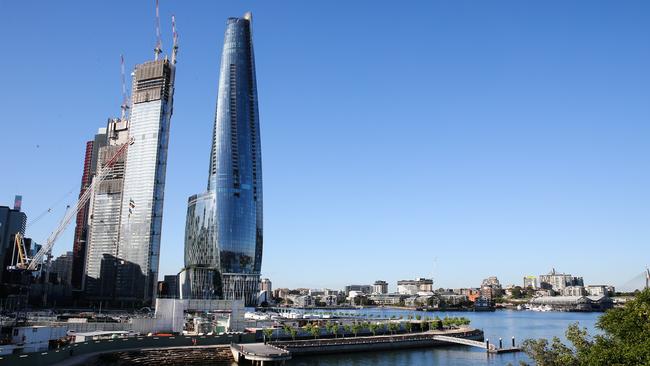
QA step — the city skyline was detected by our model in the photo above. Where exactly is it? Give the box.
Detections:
[1,1,649,291]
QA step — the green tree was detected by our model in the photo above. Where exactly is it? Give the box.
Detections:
[343,324,352,337]
[289,327,297,340]
[263,328,274,344]
[510,286,523,299]
[307,325,320,339]
[405,321,413,333]
[416,314,422,321]
[369,322,379,336]
[327,322,340,338]
[388,322,399,335]
[282,324,292,338]
[351,322,362,337]
[522,289,650,366]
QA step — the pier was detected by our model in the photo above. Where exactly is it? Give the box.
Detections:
[432,335,521,353]
[230,343,292,365]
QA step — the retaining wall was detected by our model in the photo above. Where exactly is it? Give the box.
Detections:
[0,333,256,366]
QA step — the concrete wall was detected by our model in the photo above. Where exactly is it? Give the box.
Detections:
[0,333,256,366]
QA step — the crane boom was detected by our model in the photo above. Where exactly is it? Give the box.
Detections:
[24,138,134,271]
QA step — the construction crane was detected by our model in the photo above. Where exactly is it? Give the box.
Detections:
[7,138,134,272]
[171,15,178,64]
[120,55,130,121]
[154,0,162,60]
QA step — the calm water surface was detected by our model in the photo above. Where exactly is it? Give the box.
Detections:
[286,308,600,366]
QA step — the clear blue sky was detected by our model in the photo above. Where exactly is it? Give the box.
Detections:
[1,1,649,291]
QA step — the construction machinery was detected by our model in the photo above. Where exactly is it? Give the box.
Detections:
[7,138,134,272]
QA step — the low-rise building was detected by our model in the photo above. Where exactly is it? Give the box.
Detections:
[288,294,313,307]
[440,294,469,305]
[563,286,586,296]
[529,295,613,311]
[586,285,614,297]
[318,294,338,306]
[397,278,433,295]
[344,284,372,296]
[368,293,403,305]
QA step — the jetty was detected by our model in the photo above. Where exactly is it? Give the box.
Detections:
[230,343,292,365]
[432,335,521,354]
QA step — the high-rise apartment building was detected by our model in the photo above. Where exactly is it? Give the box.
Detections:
[84,119,129,300]
[0,199,27,285]
[116,58,176,304]
[373,280,389,294]
[181,13,262,306]
[539,268,583,292]
[260,278,272,293]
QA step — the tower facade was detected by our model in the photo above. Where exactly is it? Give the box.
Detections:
[71,131,106,291]
[117,59,176,304]
[84,119,129,300]
[182,13,262,306]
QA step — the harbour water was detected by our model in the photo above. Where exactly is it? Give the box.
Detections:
[286,308,600,366]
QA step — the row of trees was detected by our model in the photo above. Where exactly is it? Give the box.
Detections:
[262,316,471,343]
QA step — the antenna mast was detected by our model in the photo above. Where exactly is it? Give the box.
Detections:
[171,15,178,64]
[154,0,162,60]
[120,55,130,121]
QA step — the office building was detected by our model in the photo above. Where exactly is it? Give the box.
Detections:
[117,56,176,304]
[181,13,263,306]
[0,198,27,285]
[70,131,106,290]
[50,251,74,285]
[84,120,129,300]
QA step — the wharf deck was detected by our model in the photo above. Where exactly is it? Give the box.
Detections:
[230,342,291,364]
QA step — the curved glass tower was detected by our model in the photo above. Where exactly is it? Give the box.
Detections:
[182,12,262,306]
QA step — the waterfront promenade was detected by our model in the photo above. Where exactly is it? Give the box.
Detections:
[271,328,485,355]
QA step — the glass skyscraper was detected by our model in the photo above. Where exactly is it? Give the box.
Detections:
[117,59,176,304]
[181,12,263,306]
[84,119,129,300]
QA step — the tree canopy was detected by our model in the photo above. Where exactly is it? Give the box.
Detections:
[521,289,650,366]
